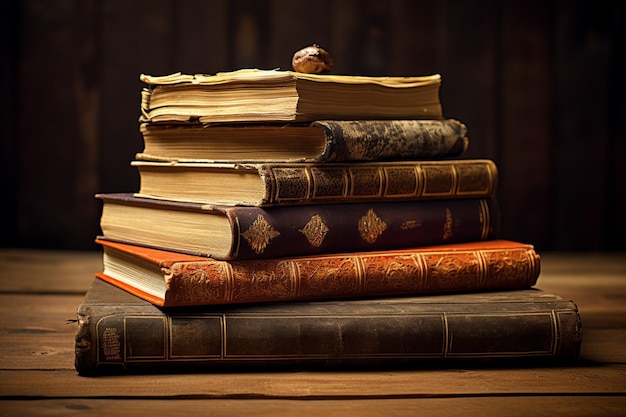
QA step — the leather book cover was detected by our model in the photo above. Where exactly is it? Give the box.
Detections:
[97,193,500,260]
[132,158,498,206]
[137,119,470,163]
[74,278,582,375]
[312,119,468,161]
[95,238,541,306]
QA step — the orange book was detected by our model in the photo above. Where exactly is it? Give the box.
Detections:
[96,238,540,307]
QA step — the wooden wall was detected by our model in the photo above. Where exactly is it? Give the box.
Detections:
[2,0,624,251]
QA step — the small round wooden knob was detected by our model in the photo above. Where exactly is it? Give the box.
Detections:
[292,44,334,74]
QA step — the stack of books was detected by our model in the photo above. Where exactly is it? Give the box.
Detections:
[74,69,582,375]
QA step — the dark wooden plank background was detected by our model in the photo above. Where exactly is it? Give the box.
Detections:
[2,0,624,252]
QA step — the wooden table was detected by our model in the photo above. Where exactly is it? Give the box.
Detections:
[1,249,625,416]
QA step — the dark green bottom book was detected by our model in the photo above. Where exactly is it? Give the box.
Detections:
[75,279,582,375]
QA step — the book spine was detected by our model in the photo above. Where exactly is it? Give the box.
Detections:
[74,305,95,373]
[162,246,540,306]
[74,298,582,375]
[312,119,469,162]
[225,198,500,260]
[259,160,498,205]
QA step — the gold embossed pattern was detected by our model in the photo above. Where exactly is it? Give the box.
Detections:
[241,215,281,254]
[358,209,388,243]
[299,214,329,247]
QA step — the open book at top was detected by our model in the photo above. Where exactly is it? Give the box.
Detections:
[140,69,444,124]
[140,69,442,87]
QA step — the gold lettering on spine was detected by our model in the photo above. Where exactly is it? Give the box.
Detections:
[400,219,421,230]
[102,327,121,360]
[241,215,280,254]
[299,214,329,247]
[358,209,388,243]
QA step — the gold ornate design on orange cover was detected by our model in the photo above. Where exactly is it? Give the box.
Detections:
[148,244,539,306]
[486,249,536,284]
[425,253,481,289]
[358,209,388,243]
[360,255,424,292]
[241,215,280,254]
[170,263,231,304]
[299,214,329,247]
[231,260,296,302]
[297,258,362,298]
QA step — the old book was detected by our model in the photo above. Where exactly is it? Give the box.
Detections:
[97,193,499,260]
[139,69,443,124]
[132,159,498,206]
[137,119,469,163]
[95,238,540,307]
[74,278,582,375]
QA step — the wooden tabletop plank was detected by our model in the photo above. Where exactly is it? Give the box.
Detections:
[0,294,79,371]
[1,366,625,398]
[0,249,98,294]
[1,396,626,417]
[539,252,626,276]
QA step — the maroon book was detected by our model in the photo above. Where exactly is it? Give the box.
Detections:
[97,193,500,260]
